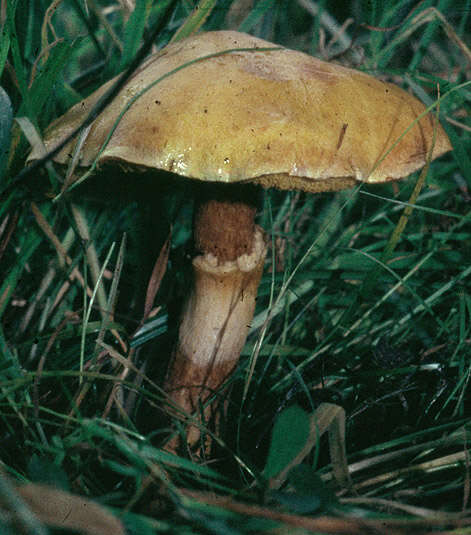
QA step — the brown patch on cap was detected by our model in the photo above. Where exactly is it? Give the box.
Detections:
[336,123,349,151]
[298,57,343,83]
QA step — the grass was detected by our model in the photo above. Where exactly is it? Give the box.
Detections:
[0,0,470,533]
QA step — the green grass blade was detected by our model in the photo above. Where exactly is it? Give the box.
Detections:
[170,0,218,43]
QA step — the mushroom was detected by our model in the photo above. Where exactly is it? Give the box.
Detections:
[30,31,451,449]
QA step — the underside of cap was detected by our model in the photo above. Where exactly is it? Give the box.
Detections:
[33,30,452,192]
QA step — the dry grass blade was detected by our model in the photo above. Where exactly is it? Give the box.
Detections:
[95,233,127,353]
[30,201,91,297]
[342,496,470,519]
[296,0,361,61]
[268,403,351,490]
[0,209,18,262]
[33,314,79,418]
[323,425,469,485]
[99,340,161,419]
[116,0,134,18]
[382,7,471,65]
[142,231,170,326]
[70,203,108,320]
[324,404,352,491]
[170,0,218,43]
[86,0,123,52]
[411,7,471,64]
[39,0,63,64]
[353,451,470,492]
[180,488,471,534]
[226,0,254,28]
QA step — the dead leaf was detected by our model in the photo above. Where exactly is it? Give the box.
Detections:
[16,483,125,535]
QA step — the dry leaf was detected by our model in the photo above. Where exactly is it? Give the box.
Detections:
[16,483,125,535]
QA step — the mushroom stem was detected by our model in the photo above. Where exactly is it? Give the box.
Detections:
[164,193,267,448]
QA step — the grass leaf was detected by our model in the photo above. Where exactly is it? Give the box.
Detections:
[264,404,311,482]
[0,87,13,180]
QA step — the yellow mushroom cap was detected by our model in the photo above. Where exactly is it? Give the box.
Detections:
[33,30,451,193]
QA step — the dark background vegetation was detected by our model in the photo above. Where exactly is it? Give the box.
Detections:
[0,0,470,533]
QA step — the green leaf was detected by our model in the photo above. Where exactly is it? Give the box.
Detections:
[238,0,276,32]
[6,0,30,118]
[120,0,154,70]
[0,25,10,79]
[26,41,77,119]
[170,0,218,43]
[289,464,338,507]
[269,488,321,514]
[0,214,42,318]
[0,87,13,180]
[263,404,311,480]
[269,464,339,514]
[27,455,70,492]
[444,121,471,187]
